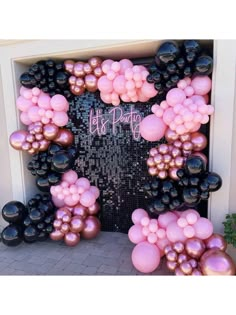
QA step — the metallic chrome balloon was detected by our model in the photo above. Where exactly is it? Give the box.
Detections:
[64,232,80,246]
[53,129,74,147]
[173,242,185,254]
[81,216,101,239]
[73,204,88,219]
[200,249,236,275]
[88,57,102,69]
[9,130,28,150]
[204,233,227,251]
[64,60,75,74]
[70,215,85,233]
[166,260,178,271]
[43,123,59,140]
[85,74,98,92]
[50,229,64,241]
[166,250,178,262]
[190,132,207,151]
[179,261,193,275]
[185,237,206,259]
[73,62,85,77]
[87,202,100,215]
[56,208,72,220]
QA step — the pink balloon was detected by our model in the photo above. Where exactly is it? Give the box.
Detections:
[128,224,147,244]
[62,170,78,185]
[193,218,214,240]
[158,212,178,229]
[119,59,133,74]
[166,88,186,106]
[191,76,212,95]
[97,76,113,93]
[140,81,157,98]
[163,108,176,125]
[166,221,187,243]
[28,106,41,122]
[132,241,161,273]
[89,186,100,199]
[113,75,126,94]
[140,114,167,142]
[37,93,52,109]
[50,94,69,111]
[190,95,207,104]
[64,195,78,207]
[180,209,200,219]
[80,191,96,207]
[52,195,65,207]
[100,93,112,104]
[76,177,91,190]
[20,112,32,125]
[16,96,33,112]
[52,111,68,127]
[131,208,148,224]
[156,237,171,257]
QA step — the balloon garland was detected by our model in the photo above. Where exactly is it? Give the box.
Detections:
[1,40,234,275]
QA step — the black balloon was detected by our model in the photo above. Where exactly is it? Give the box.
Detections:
[29,209,45,224]
[195,56,213,76]
[23,225,39,243]
[155,41,180,66]
[51,151,74,173]
[37,231,48,242]
[1,224,23,246]
[205,172,222,192]
[2,201,27,223]
[185,156,206,175]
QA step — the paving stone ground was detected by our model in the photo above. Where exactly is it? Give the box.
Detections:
[0,231,173,276]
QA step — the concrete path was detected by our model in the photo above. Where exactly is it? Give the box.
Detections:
[0,231,173,275]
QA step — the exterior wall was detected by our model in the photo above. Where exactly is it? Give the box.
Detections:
[0,39,236,233]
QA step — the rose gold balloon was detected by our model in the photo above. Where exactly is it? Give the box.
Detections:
[149,148,158,157]
[154,154,163,164]
[173,140,182,149]
[173,242,185,254]
[166,260,178,271]
[180,134,191,142]
[70,215,85,233]
[147,157,155,167]
[73,204,88,219]
[28,148,36,154]
[175,267,185,276]
[191,132,207,151]
[164,245,173,255]
[200,249,236,275]
[35,134,44,141]
[188,258,198,269]
[175,156,184,168]
[50,230,64,241]
[205,233,227,251]
[62,214,71,223]
[180,261,193,275]
[169,160,175,168]
[9,130,28,150]
[53,219,62,229]
[69,75,76,85]
[81,216,101,239]
[94,66,103,77]
[148,167,158,176]
[85,74,98,92]
[191,152,208,165]
[163,154,172,164]
[76,77,85,87]
[61,223,70,234]
[158,170,168,179]
[73,62,85,77]
[54,129,74,147]
[171,147,181,158]
[64,60,75,74]
[56,208,72,220]
[38,139,50,151]
[185,238,206,259]
[159,144,169,155]
[83,63,93,74]
[70,85,85,96]
[157,162,165,171]
[22,142,31,151]
[182,150,192,157]
[87,202,100,215]
[182,141,193,151]
[178,253,188,264]
[165,129,179,142]
[192,268,203,275]
[64,232,80,246]
[26,134,35,143]
[166,250,178,262]
[43,123,59,140]
[169,168,178,180]
[88,57,102,68]
[32,141,40,150]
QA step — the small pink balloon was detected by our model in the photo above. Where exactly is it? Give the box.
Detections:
[132,241,161,273]
[62,170,78,185]
[52,111,68,127]
[186,213,198,225]
[97,76,113,93]
[64,195,78,207]
[158,212,178,229]
[80,190,96,207]
[148,233,158,244]
[119,59,133,74]
[191,76,212,95]
[76,177,91,190]
[183,225,195,238]
[131,209,148,224]
[128,224,147,244]
[140,114,167,142]
[181,209,200,220]
[193,218,214,240]
[37,93,52,109]
[113,75,126,94]
[50,94,69,111]
[177,218,188,228]
[166,88,186,106]
[89,186,100,199]
[20,112,32,125]
[163,108,176,125]
[166,221,187,243]
[140,81,158,98]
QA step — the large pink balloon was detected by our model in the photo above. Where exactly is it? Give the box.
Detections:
[140,114,167,142]
[193,218,213,240]
[191,76,212,96]
[166,221,187,243]
[80,191,96,207]
[52,111,68,127]
[158,212,178,229]
[140,81,158,98]
[132,241,161,273]
[131,208,148,224]
[166,88,186,106]
[50,94,69,111]
[62,170,78,185]
[128,224,146,244]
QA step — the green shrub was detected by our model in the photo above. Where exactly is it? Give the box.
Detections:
[223,214,236,247]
